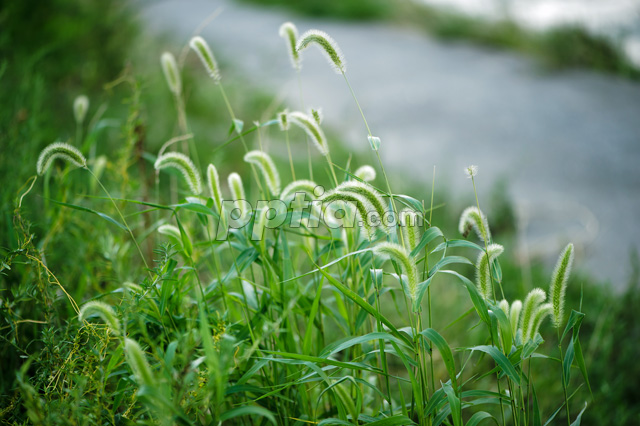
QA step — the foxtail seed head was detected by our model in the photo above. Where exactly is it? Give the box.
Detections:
[465,165,478,179]
[189,36,221,82]
[334,180,388,233]
[297,29,346,74]
[310,107,323,125]
[509,300,522,335]
[228,172,246,202]
[124,338,155,387]
[154,152,202,194]
[528,303,553,341]
[354,165,376,182]
[73,95,89,124]
[550,243,574,328]
[160,52,181,94]
[476,244,504,300]
[459,206,491,242]
[36,142,87,175]
[373,242,419,302]
[498,299,510,316]
[399,209,422,251]
[280,179,318,201]
[288,111,329,156]
[244,150,281,196]
[521,288,546,342]
[279,22,300,70]
[321,190,376,238]
[278,110,290,131]
[78,301,120,335]
[158,224,181,241]
[207,164,223,213]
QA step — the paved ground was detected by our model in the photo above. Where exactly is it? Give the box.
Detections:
[139,0,640,288]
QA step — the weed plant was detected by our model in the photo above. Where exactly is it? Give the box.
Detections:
[2,19,593,426]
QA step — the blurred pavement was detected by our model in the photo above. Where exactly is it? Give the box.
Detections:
[139,0,640,288]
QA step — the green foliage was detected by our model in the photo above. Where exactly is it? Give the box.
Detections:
[1,5,636,425]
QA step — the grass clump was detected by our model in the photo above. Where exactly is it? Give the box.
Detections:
[1,21,598,426]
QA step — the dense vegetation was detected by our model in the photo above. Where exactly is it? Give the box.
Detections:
[1,1,639,425]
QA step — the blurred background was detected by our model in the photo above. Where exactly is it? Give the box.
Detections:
[2,0,640,423]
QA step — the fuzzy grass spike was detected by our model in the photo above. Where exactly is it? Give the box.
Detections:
[288,111,329,156]
[399,209,422,251]
[549,243,574,328]
[36,142,87,175]
[207,164,223,213]
[459,206,491,242]
[521,289,546,342]
[373,242,419,302]
[321,190,375,238]
[279,22,300,70]
[509,300,522,335]
[334,180,388,233]
[154,152,202,194]
[296,29,346,74]
[280,180,318,201]
[476,244,504,300]
[78,301,120,335]
[124,338,155,387]
[189,36,221,82]
[528,303,553,341]
[244,150,281,196]
[160,52,181,95]
[73,96,89,124]
[354,165,376,182]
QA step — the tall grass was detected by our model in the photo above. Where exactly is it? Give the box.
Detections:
[2,20,593,426]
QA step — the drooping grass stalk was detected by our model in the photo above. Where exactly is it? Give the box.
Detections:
[154,152,203,195]
[36,142,150,273]
[244,150,281,197]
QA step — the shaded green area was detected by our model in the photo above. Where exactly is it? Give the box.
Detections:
[239,0,640,79]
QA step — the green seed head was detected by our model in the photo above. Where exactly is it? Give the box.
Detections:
[475,243,504,300]
[36,142,87,175]
[279,22,300,70]
[207,164,224,213]
[399,209,422,251]
[521,288,546,342]
[297,29,346,74]
[459,206,491,242]
[124,338,155,387]
[334,180,388,234]
[189,36,221,82]
[73,95,89,124]
[373,242,419,302]
[278,110,289,131]
[288,111,329,156]
[528,303,553,341]
[160,52,181,95]
[509,300,522,335]
[321,190,376,239]
[78,301,120,335]
[244,150,281,196]
[280,179,318,202]
[354,165,376,182]
[549,243,574,328]
[154,152,202,194]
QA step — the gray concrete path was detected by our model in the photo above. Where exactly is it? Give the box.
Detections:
[140,0,640,288]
